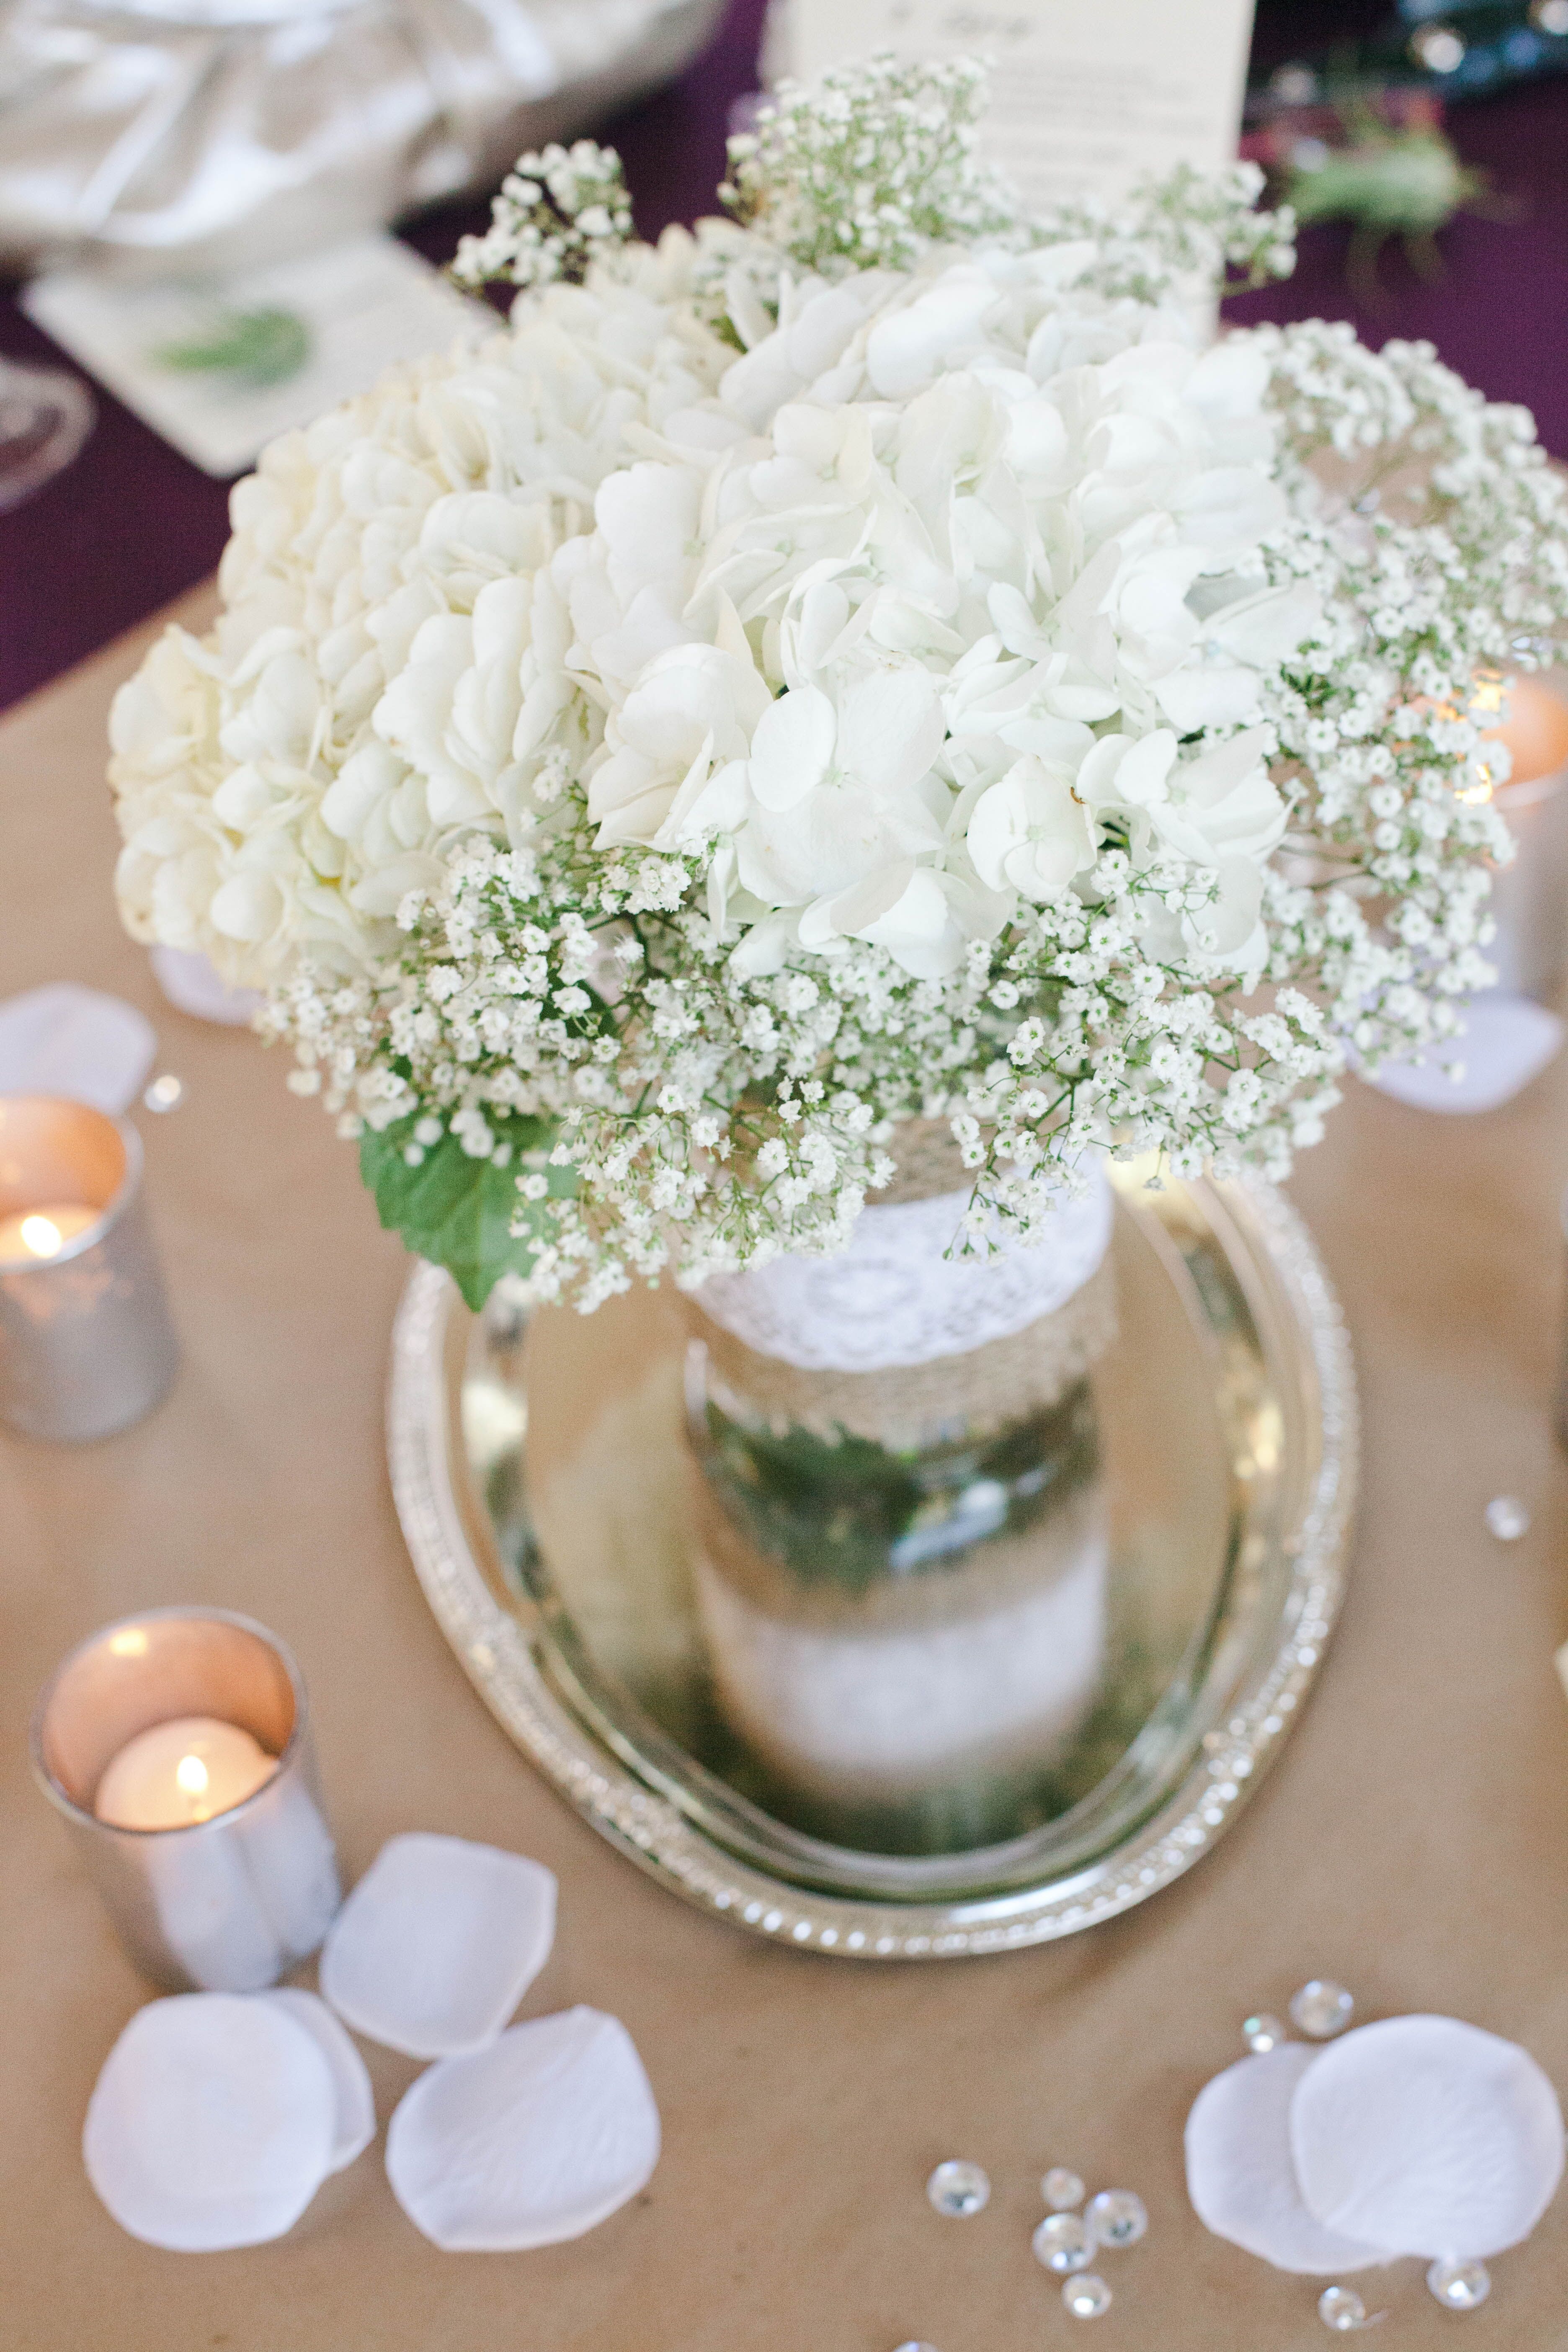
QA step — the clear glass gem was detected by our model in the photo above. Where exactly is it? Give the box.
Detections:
[142,1074,185,1114]
[1063,2275,1112,2320]
[1085,2188,1147,2248]
[1318,2286,1367,2331]
[1042,2166,1086,2210]
[1033,2213,1094,2274]
[1289,1979,1354,2039]
[1427,2259,1491,2311]
[1243,2012,1286,2054]
[926,2160,989,2217]
[1485,1495,1530,1542]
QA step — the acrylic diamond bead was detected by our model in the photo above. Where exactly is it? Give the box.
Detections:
[1042,2167,1086,2210]
[1243,2013,1285,2054]
[1427,2259,1491,2311]
[1085,2188,1148,2248]
[1485,1495,1530,1542]
[1318,2286,1368,2332]
[1063,2275,1112,2319]
[1289,1980,1354,2039]
[1033,2213,1094,2274]
[926,2160,989,2217]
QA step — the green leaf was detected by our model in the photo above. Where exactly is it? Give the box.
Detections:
[152,308,312,388]
[359,1112,569,1311]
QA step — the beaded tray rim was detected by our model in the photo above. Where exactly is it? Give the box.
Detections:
[386,1174,1355,1959]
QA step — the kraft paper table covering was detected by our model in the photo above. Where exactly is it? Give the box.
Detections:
[3,592,1568,2352]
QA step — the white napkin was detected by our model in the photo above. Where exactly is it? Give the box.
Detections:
[0,983,154,1112]
[1367,992,1563,1114]
[150,947,263,1027]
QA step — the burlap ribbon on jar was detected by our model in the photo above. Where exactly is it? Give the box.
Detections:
[682,1122,1117,1452]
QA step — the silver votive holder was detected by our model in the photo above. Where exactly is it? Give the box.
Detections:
[1558,1184,1568,1458]
[31,1608,341,1993]
[0,1095,177,1441]
[1486,675,1568,1002]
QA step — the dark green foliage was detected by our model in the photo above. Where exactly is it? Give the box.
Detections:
[359,1112,567,1310]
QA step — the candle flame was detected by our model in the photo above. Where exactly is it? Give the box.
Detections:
[175,1754,210,1798]
[19,1215,64,1259]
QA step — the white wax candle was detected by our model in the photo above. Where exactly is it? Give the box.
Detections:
[0,1202,99,1265]
[1481,673,1568,790]
[94,1715,279,1831]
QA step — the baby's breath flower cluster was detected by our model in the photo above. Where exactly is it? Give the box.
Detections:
[1037,161,1297,304]
[111,57,1568,1312]
[720,53,1015,277]
[450,141,634,293]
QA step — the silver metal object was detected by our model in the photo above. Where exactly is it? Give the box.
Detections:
[0,1095,178,1441]
[1559,1188,1568,1456]
[1487,679,1568,1000]
[0,356,93,512]
[387,1171,1357,1958]
[0,0,725,275]
[31,1607,339,1991]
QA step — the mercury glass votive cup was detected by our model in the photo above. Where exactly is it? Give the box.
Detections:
[1487,678,1568,1001]
[31,1609,341,1992]
[1558,1184,1568,1457]
[0,1095,177,1440]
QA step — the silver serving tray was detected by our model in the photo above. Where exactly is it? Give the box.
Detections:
[387,1168,1355,1958]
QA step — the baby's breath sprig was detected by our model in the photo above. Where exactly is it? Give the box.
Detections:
[113,52,1568,1315]
[720,53,1019,277]
[450,141,634,294]
[1030,162,1295,304]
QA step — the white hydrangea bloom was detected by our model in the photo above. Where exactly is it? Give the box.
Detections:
[111,279,733,981]
[551,247,1319,983]
[105,58,1568,1308]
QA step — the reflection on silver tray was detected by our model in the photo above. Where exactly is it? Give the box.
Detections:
[387,1169,1355,1958]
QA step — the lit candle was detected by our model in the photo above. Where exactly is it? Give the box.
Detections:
[0,1096,177,1440]
[94,1715,279,1831]
[33,1607,340,1991]
[1473,672,1568,1000]
[0,1202,100,1264]
[1478,672,1568,789]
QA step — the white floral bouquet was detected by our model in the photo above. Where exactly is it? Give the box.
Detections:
[110,58,1568,1310]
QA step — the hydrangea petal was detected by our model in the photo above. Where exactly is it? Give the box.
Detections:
[750,685,836,811]
[385,2007,660,2251]
[320,1833,556,2060]
[84,1995,335,2251]
[1289,2015,1566,2261]
[259,1989,376,2174]
[1185,2045,1391,2276]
